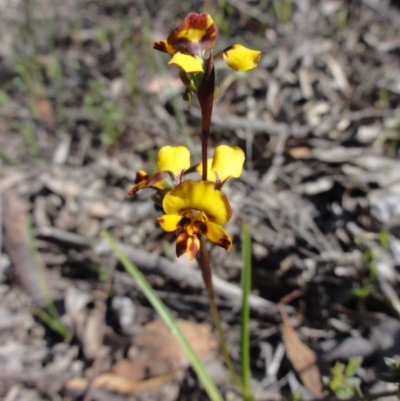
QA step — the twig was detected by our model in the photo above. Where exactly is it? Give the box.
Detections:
[2,191,47,306]
[108,241,282,316]
[36,225,90,248]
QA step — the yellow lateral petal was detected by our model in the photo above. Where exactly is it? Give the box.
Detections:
[202,221,232,251]
[162,181,232,225]
[169,52,204,73]
[157,146,191,176]
[211,145,245,182]
[158,214,182,232]
[222,44,261,71]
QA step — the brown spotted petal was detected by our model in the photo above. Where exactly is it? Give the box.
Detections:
[166,13,218,55]
[176,231,201,259]
[152,39,176,55]
[127,170,149,196]
[199,221,232,251]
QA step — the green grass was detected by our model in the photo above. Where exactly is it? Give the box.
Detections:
[28,217,70,339]
[273,0,292,22]
[240,223,255,401]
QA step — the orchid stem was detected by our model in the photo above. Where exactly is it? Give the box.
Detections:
[198,236,245,393]
[201,130,208,181]
[197,51,215,182]
[196,51,250,398]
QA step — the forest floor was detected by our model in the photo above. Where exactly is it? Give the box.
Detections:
[1,0,400,400]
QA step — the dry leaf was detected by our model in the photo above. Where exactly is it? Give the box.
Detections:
[279,304,324,398]
[67,319,218,395]
[111,359,147,381]
[126,319,218,378]
[288,147,311,159]
[66,372,175,395]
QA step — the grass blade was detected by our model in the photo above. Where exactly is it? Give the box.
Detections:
[241,223,253,399]
[103,231,224,401]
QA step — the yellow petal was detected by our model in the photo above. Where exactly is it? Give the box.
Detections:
[202,221,232,251]
[157,146,191,176]
[169,52,204,73]
[194,159,214,181]
[211,145,245,182]
[176,232,200,259]
[222,44,261,71]
[158,214,182,232]
[162,181,232,225]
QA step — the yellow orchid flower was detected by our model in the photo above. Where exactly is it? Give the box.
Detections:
[127,146,190,196]
[195,145,245,188]
[158,180,232,259]
[153,13,261,74]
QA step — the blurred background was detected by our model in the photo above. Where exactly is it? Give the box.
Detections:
[0,0,400,400]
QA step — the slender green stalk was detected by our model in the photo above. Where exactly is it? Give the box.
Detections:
[103,231,224,401]
[240,223,254,400]
[32,306,69,338]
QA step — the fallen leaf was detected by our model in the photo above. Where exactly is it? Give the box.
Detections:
[126,319,218,378]
[111,359,146,381]
[288,147,311,159]
[67,319,218,395]
[66,372,175,395]
[279,304,324,398]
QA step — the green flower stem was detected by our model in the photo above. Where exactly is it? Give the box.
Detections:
[198,235,245,393]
